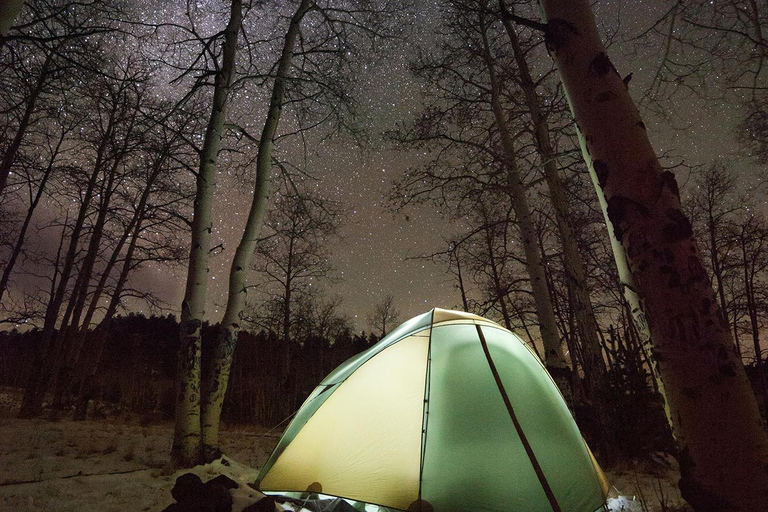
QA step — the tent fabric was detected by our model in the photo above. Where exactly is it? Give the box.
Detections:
[256,308,609,512]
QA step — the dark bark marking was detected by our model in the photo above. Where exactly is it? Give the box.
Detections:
[606,195,649,242]
[662,209,693,242]
[595,90,617,102]
[544,18,579,53]
[659,265,681,288]
[716,347,737,377]
[700,298,712,315]
[663,311,702,346]
[588,52,618,77]
[594,159,609,188]
[659,170,680,200]
[637,120,646,131]
[686,255,708,285]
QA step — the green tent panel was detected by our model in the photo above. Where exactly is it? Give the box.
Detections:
[256,308,609,512]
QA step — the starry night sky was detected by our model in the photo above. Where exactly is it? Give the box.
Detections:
[127,0,764,330]
[26,0,762,330]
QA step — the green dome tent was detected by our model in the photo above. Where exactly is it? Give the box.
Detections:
[256,308,609,512]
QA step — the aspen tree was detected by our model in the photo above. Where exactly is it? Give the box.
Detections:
[537,0,768,508]
[199,0,312,461]
[173,0,242,468]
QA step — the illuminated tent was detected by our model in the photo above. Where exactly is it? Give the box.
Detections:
[256,308,609,512]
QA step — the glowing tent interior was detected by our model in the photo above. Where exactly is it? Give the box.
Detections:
[255,308,609,512]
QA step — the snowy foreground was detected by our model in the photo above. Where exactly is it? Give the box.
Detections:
[0,417,688,511]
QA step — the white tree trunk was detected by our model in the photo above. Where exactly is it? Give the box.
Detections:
[199,0,312,461]
[538,1,768,509]
[172,0,242,468]
[500,7,607,395]
[479,11,569,384]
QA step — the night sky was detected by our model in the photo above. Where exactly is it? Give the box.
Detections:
[5,1,764,330]
[129,0,764,330]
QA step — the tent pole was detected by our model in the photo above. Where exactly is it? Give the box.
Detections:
[416,311,435,512]
[475,324,562,512]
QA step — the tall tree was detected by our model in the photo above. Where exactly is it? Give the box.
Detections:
[176,0,393,464]
[172,0,243,468]
[198,0,313,462]
[243,185,340,425]
[498,0,606,399]
[686,163,742,349]
[732,213,768,406]
[18,56,147,418]
[392,0,569,389]
[536,0,768,508]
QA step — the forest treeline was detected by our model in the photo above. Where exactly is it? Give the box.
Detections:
[0,310,686,457]
[0,313,381,426]
[2,309,767,460]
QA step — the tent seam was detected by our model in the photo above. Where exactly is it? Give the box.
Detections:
[475,323,563,512]
[416,308,434,511]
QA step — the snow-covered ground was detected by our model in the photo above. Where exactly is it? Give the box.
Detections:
[0,416,278,511]
[604,455,689,512]
[0,414,688,512]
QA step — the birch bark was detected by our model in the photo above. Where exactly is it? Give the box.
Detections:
[538,1,768,508]
[479,9,569,385]
[199,0,312,461]
[172,0,242,467]
[499,5,606,392]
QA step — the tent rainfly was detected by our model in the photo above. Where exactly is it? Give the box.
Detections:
[256,308,609,512]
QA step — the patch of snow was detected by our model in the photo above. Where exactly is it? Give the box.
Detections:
[605,496,645,512]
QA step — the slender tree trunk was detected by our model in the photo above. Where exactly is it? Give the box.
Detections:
[62,112,136,342]
[740,226,768,410]
[64,177,152,410]
[199,0,312,462]
[0,132,60,302]
[538,1,768,509]
[172,0,242,468]
[731,308,743,359]
[53,98,139,395]
[0,52,52,196]
[454,250,470,311]
[509,298,542,360]
[282,277,293,377]
[71,204,148,421]
[478,10,568,387]
[54,163,120,390]
[483,220,513,330]
[706,212,729,318]
[18,116,114,418]
[500,4,606,391]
